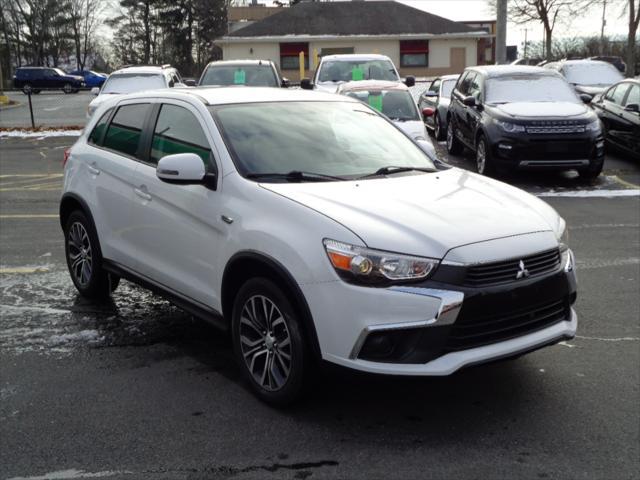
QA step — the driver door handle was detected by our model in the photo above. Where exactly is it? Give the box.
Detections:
[87,163,100,175]
[134,187,152,201]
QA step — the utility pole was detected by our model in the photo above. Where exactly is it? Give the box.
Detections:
[523,28,529,58]
[496,0,507,64]
[599,0,607,55]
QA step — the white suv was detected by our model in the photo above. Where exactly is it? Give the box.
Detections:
[61,87,577,405]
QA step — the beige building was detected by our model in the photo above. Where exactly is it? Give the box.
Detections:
[218,1,494,80]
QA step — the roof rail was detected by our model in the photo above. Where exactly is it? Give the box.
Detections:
[118,64,173,69]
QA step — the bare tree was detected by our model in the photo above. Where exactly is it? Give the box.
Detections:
[625,0,640,76]
[490,0,594,60]
[69,0,106,70]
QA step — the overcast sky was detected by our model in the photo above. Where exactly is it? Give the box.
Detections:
[398,0,631,46]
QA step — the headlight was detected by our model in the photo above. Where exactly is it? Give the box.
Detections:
[560,247,575,273]
[496,120,525,133]
[556,217,568,245]
[323,239,439,285]
[584,118,601,133]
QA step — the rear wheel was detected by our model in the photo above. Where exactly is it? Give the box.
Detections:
[22,84,33,95]
[63,83,74,94]
[232,277,309,406]
[64,210,114,299]
[446,120,463,155]
[578,161,603,181]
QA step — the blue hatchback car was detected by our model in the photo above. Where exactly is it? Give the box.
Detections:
[68,70,107,88]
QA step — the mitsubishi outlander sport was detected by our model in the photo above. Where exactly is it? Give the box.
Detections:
[61,87,577,405]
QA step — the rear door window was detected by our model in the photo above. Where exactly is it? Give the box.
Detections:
[624,85,639,106]
[103,104,150,158]
[150,104,212,167]
[605,84,630,105]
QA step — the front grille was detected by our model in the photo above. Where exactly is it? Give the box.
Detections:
[445,297,570,352]
[525,120,586,134]
[463,248,560,287]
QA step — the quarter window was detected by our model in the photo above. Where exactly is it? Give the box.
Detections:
[150,104,212,166]
[87,108,113,146]
[623,85,639,106]
[103,104,150,158]
[428,79,441,95]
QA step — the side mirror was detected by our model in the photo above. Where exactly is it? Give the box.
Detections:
[580,93,592,104]
[91,87,100,96]
[404,76,415,87]
[168,80,175,88]
[184,79,197,87]
[624,103,639,113]
[300,78,313,90]
[156,153,207,184]
[462,96,477,107]
[281,77,290,88]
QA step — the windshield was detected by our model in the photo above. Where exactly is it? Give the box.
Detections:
[485,75,580,104]
[200,65,278,87]
[54,68,67,76]
[318,60,399,83]
[211,101,434,181]
[101,74,166,94]
[563,63,623,86]
[441,79,456,98]
[345,90,419,121]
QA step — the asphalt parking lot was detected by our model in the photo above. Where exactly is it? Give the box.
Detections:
[0,136,639,480]
[0,91,92,128]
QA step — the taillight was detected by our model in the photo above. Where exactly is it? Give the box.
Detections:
[63,148,71,168]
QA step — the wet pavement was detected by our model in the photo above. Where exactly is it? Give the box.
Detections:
[0,136,639,479]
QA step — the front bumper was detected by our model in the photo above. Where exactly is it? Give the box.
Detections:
[301,258,577,376]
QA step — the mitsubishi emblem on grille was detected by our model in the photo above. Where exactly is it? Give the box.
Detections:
[516,260,530,279]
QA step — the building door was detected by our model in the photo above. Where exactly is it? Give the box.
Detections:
[450,48,466,73]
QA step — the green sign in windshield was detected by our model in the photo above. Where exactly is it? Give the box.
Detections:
[351,67,364,81]
[234,69,246,84]
[367,93,383,112]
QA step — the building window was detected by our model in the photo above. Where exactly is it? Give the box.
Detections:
[400,40,429,67]
[280,42,309,70]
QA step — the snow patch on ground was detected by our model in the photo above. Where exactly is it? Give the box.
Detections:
[0,129,82,138]
[48,329,103,347]
[536,189,640,198]
[7,469,132,480]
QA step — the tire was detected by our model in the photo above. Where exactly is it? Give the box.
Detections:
[446,119,463,155]
[434,114,445,141]
[475,135,496,176]
[22,84,33,95]
[63,83,74,94]
[32,89,41,94]
[578,161,603,181]
[231,277,309,406]
[64,210,114,299]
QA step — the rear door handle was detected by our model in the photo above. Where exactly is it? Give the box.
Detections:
[134,187,152,201]
[87,163,100,175]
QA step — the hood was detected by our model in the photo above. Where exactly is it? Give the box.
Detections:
[260,168,560,259]
[493,101,588,118]
[64,74,84,82]
[396,120,428,140]
[574,85,607,96]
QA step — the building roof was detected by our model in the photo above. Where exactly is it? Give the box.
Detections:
[228,1,480,38]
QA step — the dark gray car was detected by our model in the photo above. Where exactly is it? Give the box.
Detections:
[418,74,459,141]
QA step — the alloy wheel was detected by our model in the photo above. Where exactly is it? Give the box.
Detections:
[67,222,93,287]
[446,123,454,150]
[63,83,73,94]
[435,115,441,139]
[239,295,292,391]
[476,140,486,174]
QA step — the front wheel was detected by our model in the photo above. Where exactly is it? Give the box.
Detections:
[446,120,463,155]
[63,83,74,94]
[64,210,114,299]
[476,135,496,176]
[578,161,603,181]
[434,114,446,141]
[232,278,309,406]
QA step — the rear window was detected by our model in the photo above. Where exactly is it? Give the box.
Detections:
[103,104,150,157]
[200,65,278,87]
[563,63,623,86]
[318,60,399,83]
[101,74,166,94]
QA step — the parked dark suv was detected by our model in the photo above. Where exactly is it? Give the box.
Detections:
[447,66,605,179]
[13,67,85,94]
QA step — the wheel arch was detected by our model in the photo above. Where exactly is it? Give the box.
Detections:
[59,193,95,231]
[222,251,321,360]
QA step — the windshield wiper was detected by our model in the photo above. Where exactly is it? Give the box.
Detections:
[356,166,435,180]
[246,171,346,182]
